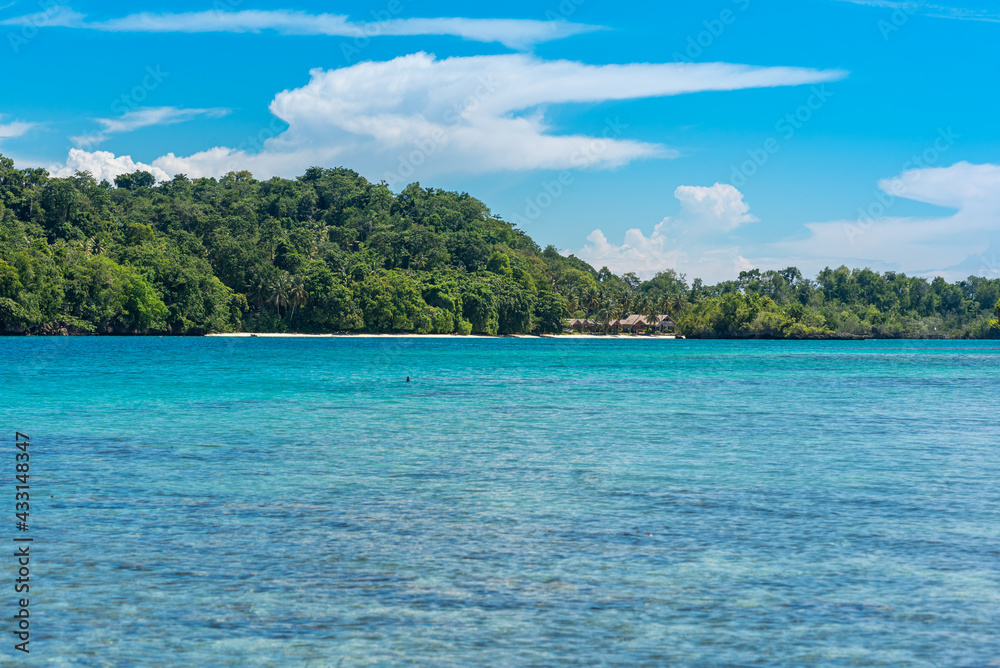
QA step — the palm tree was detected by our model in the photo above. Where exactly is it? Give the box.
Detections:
[644,298,660,334]
[248,274,269,311]
[288,274,308,325]
[658,295,684,320]
[268,271,293,317]
[584,288,600,321]
[669,295,685,318]
[600,293,624,334]
[567,287,583,316]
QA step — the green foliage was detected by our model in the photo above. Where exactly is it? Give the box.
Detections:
[486,251,513,277]
[533,291,568,334]
[115,171,156,191]
[1,153,999,339]
[62,255,167,332]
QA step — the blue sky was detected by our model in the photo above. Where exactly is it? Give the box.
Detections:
[1,0,999,282]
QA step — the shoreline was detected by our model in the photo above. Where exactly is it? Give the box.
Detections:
[205,333,683,340]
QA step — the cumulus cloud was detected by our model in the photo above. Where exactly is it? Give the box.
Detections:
[672,184,759,232]
[576,163,1000,284]
[49,149,172,183]
[52,53,846,184]
[575,184,758,283]
[71,106,231,147]
[0,7,603,49]
[774,161,1000,280]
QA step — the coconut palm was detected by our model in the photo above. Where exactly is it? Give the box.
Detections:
[247,273,269,311]
[584,288,600,320]
[658,294,684,320]
[288,274,308,324]
[268,271,294,317]
[669,295,685,318]
[598,294,618,334]
[644,298,661,334]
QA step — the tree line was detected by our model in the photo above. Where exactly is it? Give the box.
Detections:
[0,154,998,339]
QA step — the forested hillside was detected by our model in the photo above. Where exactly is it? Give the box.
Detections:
[0,154,998,338]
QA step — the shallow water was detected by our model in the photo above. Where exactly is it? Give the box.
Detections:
[1,338,998,666]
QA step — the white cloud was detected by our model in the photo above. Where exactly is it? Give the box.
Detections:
[0,116,36,141]
[775,161,1000,280]
[49,149,172,183]
[832,0,1000,23]
[71,106,231,147]
[53,53,846,184]
[575,184,758,283]
[576,163,1000,284]
[672,184,758,232]
[0,7,603,49]
[0,5,85,28]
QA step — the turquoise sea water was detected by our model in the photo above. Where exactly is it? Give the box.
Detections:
[1,338,998,666]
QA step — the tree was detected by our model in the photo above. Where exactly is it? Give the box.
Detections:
[486,251,512,277]
[301,261,363,332]
[3,152,1000,339]
[114,171,156,191]
[288,274,308,325]
[598,294,621,334]
[644,298,660,333]
[268,271,293,317]
[533,290,567,334]
[584,288,600,320]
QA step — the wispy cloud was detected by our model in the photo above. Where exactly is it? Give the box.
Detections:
[0,7,604,49]
[0,116,36,141]
[832,0,1000,23]
[71,106,230,147]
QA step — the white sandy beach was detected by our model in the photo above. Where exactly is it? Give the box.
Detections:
[207,333,681,340]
